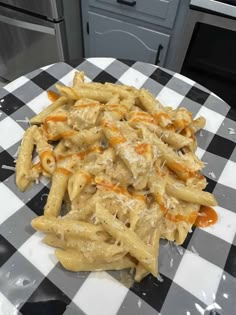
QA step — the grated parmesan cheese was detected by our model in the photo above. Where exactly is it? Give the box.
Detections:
[2,165,16,171]
[16,117,30,125]
[174,244,184,255]
[157,274,164,282]
[209,172,216,179]
[137,299,142,308]
[191,246,199,256]
[13,146,20,158]
[228,128,236,135]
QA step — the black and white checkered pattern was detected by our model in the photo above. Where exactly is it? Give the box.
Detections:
[0,58,235,315]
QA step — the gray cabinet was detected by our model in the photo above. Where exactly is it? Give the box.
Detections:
[81,0,186,69]
[88,12,170,66]
[89,0,179,29]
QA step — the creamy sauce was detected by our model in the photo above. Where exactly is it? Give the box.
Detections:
[195,206,218,228]
[73,103,99,109]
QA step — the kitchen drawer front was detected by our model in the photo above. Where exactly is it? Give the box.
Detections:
[87,12,170,66]
[88,0,179,29]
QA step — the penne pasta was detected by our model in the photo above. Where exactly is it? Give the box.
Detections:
[16,125,37,191]
[56,84,113,103]
[16,71,218,282]
[56,249,135,272]
[73,71,85,88]
[30,96,68,124]
[166,183,217,206]
[96,204,157,276]
[32,215,109,241]
[44,167,72,217]
[68,170,92,201]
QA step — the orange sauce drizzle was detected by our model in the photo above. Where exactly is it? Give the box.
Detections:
[56,145,104,162]
[173,119,190,130]
[166,211,198,225]
[47,91,60,102]
[155,194,168,214]
[130,117,155,124]
[109,136,126,146]
[97,179,127,195]
[45,115,67,124]
[43,115,68,135]
[167,162,204,181]
[43,115,75,140]
[106,104,127,112]
[80,171,92,183]
[102,120,120,133]
[195,206,218,228]
[188,171,205,180]
[55,167,72,176]
[155,194,198,225]
[135,143,149,155]
[101,120,127,146]
[31,162,42,173]
[153,112,170,123]
[39,150,54,161]
[129,112,155,124]
[96,179,145,201]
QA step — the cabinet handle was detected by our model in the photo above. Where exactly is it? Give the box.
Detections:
[117,0,136,7]
[155,44,163,65]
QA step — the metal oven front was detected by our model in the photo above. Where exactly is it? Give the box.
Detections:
[174,0,236,107]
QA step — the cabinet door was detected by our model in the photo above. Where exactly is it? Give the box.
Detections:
[87,12,170,66]
[89,0,179,29]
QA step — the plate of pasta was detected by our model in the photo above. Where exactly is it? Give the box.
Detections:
[0,58,235,315]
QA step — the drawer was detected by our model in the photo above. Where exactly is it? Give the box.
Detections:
[88,0,180,29]
[87,12,170,66]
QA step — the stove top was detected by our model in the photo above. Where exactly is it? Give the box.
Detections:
[190,0,236,18]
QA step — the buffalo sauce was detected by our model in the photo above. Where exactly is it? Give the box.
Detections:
[135,143,149,155]
[96,179,145,201]
[47,91,60,102]
[195,206,218,228]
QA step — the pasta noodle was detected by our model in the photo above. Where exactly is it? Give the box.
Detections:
[16,71,217,281]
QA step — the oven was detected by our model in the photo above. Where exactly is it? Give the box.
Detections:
[174,0,236,108]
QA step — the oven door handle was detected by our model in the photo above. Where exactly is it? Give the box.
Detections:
[0,14,55,35]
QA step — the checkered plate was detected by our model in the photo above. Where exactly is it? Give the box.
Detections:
[0,58,235,315]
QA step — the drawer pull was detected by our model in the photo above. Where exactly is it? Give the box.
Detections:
[155,44,163,65]
[117,0,136,7]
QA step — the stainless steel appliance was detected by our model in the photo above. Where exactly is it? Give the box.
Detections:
[174,0,236,107]
[0,0,83,81]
